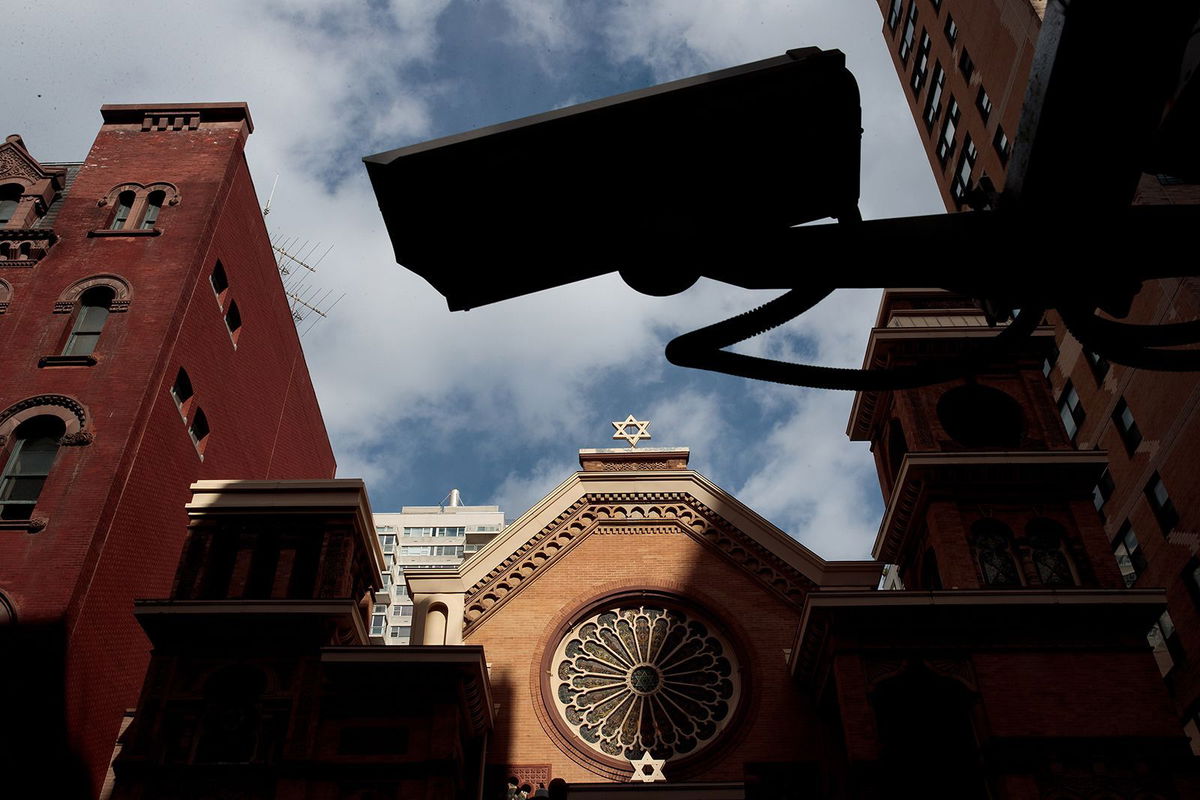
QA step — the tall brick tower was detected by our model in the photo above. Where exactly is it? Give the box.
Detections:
[0,104,336,796]
[835,289,1196,797]
[875,0,1200,747]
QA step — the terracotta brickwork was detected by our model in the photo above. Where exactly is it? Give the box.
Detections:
[465,524,828,784]
[0,104,335,796]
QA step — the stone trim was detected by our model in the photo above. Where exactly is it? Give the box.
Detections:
[462,494,817,633]
[54,273,133,312]
[0,394,90,443]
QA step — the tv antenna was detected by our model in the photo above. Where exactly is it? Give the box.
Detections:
[269,231,345,335]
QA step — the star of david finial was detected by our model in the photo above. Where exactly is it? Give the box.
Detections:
[628,750,666,783]
[612,414,651,448]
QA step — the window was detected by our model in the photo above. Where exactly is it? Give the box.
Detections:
[393,625,411,639]
[923,62,946,130]
[224,300,242,344]
[0,184,21,226]
[63,286,115,357]
[210,261,229,308]
[1086,350,1110,382]
[188,407,210,456]
[993,126,1010,164]
[1057,380,1084,442]
[1093,467,1114,522]
[1042,342,1060,379]
[944,14,957,44]
[396,583,408,599]
[375,524,396,532]
[381,572,393,587]
[403,545,431,556]
[887,0,903,31]
[371,612,386,637]
[139,190,165,230]
[0,416,65,521]
[936,97,960,165]
[910,31,932,95]
[1148,610,1180,675]
[1112,398,1142,454]
[971,519,1021,586]
[170,368,194,416]
[975,86,992,122]
[1113,522,1145,587]
[1026,519,1075,587]
[109,190,136,230]
[950,135,977,203]
[389,626,404,639]
[380,533,397,553]
[958,48,974,81]
[1145,472,1179,535]
[899,3,919,62]
[403,526,466,537]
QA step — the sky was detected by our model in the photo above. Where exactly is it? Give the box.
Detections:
[4,1,944,560]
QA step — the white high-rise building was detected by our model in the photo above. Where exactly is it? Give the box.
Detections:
[371,489,505,644]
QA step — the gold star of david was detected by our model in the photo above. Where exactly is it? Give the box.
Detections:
[612,415,651,448]
[628,750,666,783]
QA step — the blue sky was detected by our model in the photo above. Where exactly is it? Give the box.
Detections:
[5,0,944,559]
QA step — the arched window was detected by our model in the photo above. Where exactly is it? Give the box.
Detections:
[224,300,242,344]
[109,190,136,230]
[970,519,1022,587]
[1026,518,1076,587]
[0,415,65,520]
[63,286,115,356]
[140,190,165,230]
[0,184,21,226]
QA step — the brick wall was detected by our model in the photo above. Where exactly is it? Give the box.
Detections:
[0,106,335,795]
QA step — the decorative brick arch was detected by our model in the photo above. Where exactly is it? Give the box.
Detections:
[0,591,13,623]
[97,181,181,208]
[0,278,10,313]
[0,394,93,447]
[54,273,132,313]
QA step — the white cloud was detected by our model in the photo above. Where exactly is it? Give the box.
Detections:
[5,1,941,560]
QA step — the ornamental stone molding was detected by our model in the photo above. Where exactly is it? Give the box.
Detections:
[0,148,42,186]
[97,181,181,208]
[0,278,9,313]
[54,273,133,313]
[549,605,740,763]
[462,493,816,632]
[0,394,90,441]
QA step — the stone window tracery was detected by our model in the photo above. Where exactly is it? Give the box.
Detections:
[550,604,740,763]
[1026,518,1076,587]
[971,519,1022,587]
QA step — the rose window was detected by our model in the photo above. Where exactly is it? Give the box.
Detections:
[551,606,740,761]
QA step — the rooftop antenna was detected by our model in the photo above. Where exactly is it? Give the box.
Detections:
[262,173,280,216]
[266,226,345,334]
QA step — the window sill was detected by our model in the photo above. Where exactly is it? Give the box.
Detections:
[39,354,97,367]
[88,228,162,238]
[0,517,47,532]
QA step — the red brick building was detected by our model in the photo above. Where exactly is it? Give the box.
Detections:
[110,431,1197,798]
[876,0,1200,748]
[0,104,335,797]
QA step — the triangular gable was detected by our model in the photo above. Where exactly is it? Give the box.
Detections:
[416,469,881,636]
[0,137,64,187]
